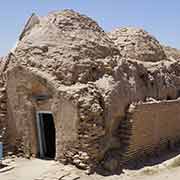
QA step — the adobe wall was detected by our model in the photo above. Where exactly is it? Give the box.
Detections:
[6,66,106,170]
[123,100,180,162]
[0,56,11,154]
[6,66,80,159]
[0,74,8,153]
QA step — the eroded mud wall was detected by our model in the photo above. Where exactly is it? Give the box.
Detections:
[0,57,10,155]
[123,100,180,162]
[6,66,106,170]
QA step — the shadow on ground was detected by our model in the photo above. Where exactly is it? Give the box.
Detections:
[0,164,8,169]
[124,147,180,170]
[94,147,180,176]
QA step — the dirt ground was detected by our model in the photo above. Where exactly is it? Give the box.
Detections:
[1,156,180,180]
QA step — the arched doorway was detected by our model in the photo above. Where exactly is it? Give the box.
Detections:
[36,111,56,159]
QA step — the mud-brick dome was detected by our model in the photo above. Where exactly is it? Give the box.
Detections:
[108,27,166,62]
[13,9,119,85]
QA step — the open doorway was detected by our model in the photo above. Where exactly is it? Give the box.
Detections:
[36,112,56,159]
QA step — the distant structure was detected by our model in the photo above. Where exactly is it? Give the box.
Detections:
[1,9,180,172]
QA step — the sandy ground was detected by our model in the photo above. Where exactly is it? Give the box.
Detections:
[0,158,57,180]
[1,157,180,180]
[138,167,180,180]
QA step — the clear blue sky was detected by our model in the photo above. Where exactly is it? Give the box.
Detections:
[0,0,180,56]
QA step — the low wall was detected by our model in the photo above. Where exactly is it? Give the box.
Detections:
[123,100,180,162]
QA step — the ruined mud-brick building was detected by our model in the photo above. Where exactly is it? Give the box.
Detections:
[1,9,180,171]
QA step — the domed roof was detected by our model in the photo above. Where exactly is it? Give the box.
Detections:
[108,27,166,62]
[163,46,180,61]
[11,10,119,85]
[46,9,104,33]
[16,9,118,60]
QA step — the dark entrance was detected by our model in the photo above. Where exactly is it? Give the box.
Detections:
[37,112,56,159]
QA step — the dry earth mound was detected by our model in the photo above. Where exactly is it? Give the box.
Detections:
[13,9,119,85]
[108,27,166,62]
[163,46,180,61]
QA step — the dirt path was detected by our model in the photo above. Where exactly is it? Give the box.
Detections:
[130,167,180,180]
[0,158,85,180]
[1,157,180,180]
[0,158,57,180]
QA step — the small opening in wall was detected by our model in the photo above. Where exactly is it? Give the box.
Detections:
[177,90,180,98]
[166,95,172,100]
[32,94,50,101]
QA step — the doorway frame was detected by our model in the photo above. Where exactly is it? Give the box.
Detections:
[36,111,54,158]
